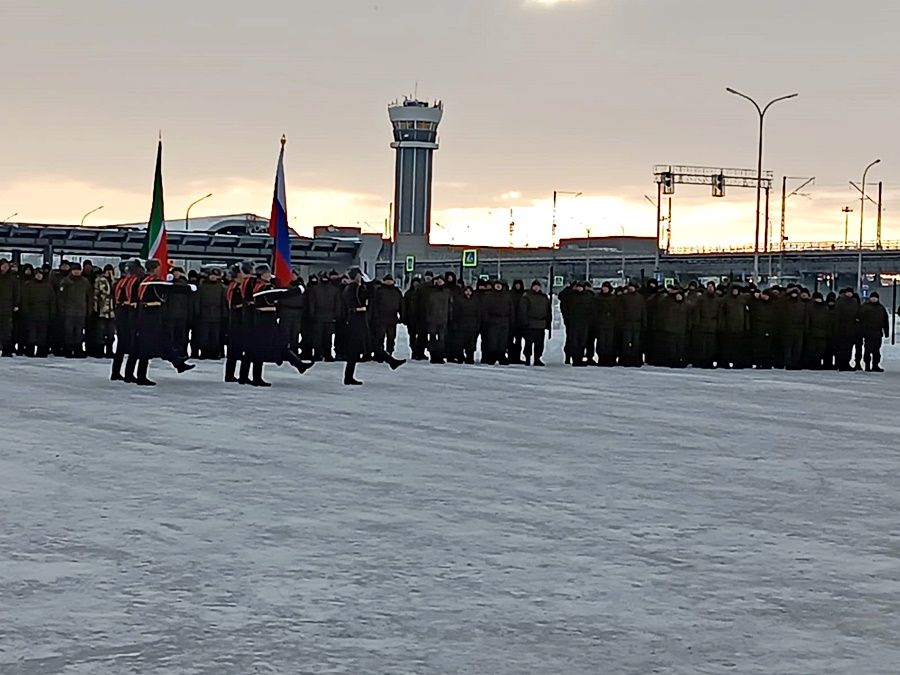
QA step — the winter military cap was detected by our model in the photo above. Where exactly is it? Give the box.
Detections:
[240,261,255,275]
[69,262,82,271]
[383,274,394,281]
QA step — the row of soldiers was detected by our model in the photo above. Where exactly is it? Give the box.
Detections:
[222,262,404,386]
[0,258,118,358]
[2,258,892,374]
[398,273,892,372]
[104,259,401,386]
[558,279,891,372]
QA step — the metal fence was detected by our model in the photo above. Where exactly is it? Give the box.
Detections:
[668,240,900,255]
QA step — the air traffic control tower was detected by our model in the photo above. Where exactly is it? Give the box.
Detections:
[389,98,443,251]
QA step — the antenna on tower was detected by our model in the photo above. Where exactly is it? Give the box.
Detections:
[414,81,418,99]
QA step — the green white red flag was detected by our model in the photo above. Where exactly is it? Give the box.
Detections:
[140,138,169,276]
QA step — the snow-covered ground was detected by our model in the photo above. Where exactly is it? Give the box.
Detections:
[2,335,900,674]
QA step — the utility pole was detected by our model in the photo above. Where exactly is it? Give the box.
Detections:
[551,190,558,249]
[842,206,853,246]
[550,190,581,313]
[779,175,815,278]
[645,192,663,272]
[877,181,883,250]
[656,183,662,270]
[388,202,396,282]
[764,184,771,279]
[585,226,592,280]
[666,197,672,253]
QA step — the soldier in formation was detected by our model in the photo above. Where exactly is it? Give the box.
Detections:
[1,257,894,377]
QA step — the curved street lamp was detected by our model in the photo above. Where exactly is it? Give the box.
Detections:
[726,87,798,282]
[857,158,881,292]
[80,205,104,226]
[185,193,213,231]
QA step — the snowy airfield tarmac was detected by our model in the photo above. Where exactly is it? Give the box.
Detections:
[2,336,900,674]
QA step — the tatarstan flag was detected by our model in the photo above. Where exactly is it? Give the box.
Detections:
[141,138,169,276]
[269,135,292,287]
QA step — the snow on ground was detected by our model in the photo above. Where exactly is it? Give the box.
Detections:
[2,335,900,674]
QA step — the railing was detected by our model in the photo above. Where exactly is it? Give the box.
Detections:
[667,240,900,255]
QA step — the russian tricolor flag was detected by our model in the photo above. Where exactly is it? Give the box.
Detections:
[269,135,292,287]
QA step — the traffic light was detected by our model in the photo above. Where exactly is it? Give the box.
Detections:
[712,173,725,198]
[661,172,675,195]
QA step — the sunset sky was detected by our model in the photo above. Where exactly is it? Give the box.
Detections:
[2,0,898,248]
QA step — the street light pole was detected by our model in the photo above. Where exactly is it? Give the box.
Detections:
[185,193,213,231]
[857,158,881,293]
[80,205,104,226]
[620,224,626,283]
[726,88,798,283]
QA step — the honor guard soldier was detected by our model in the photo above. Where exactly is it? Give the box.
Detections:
[111,259,142,382]
[243,263,314,386]
[132,259,195,386]
[341,267,405,385]
[224,262,253,383]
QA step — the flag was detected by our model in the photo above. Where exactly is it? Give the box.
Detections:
[140,138,170,277]
[269,135,292,287]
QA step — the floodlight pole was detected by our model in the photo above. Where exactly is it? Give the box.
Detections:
[726,88,798,282]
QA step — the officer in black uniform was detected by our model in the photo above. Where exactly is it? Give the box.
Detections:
[243,264,314,386]
[341,267,405,385]
[132,259,195,386]
[224,262,253,383]
[111,259,142,382]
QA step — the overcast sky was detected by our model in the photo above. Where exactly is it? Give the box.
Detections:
[2,0,898,247]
